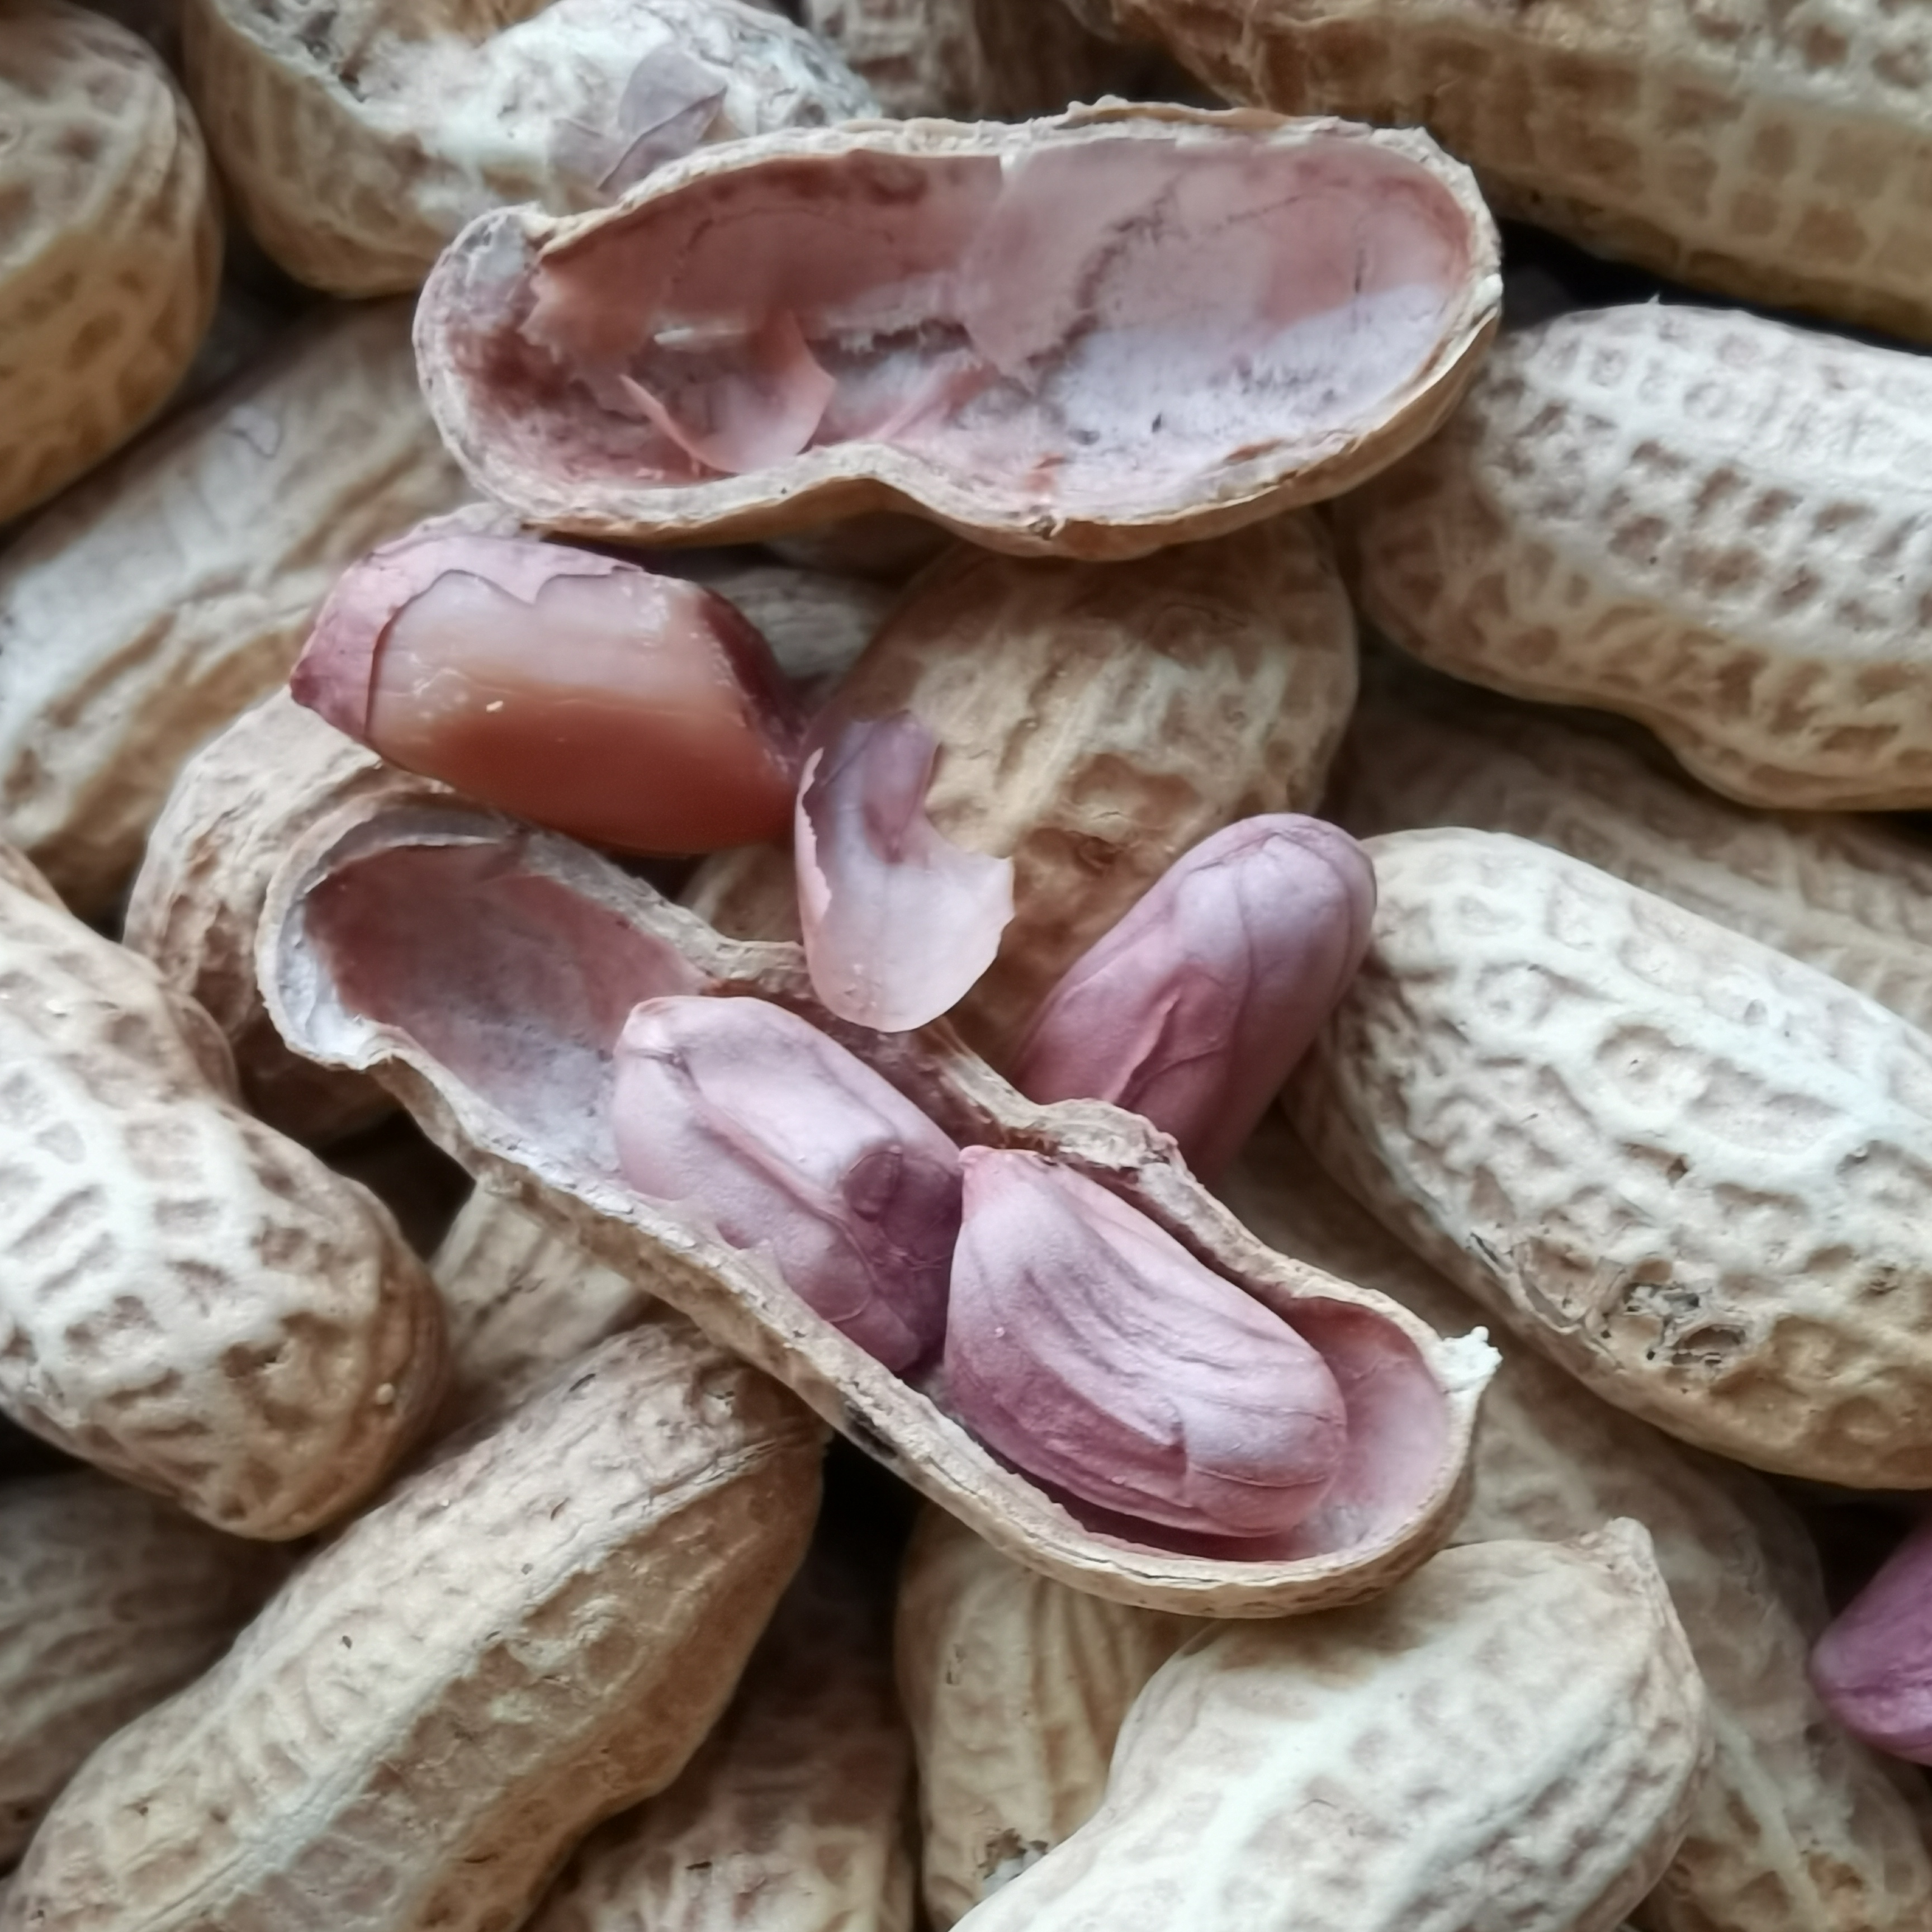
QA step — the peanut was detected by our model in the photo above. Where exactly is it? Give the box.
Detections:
[1289,826,1932,1486]
[3,1322,823,1931]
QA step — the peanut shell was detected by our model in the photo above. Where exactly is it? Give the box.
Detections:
[528,1532,912,1932]
[952,1527,1709,1932]
[1083,0,1932,342]
[894,1506,1201,1929]
[0,301,468,916]
[414,103,1501,560]
[1289,826,1932,1486]
[1334,304,1932,811]
[1329,665,1932,1039]
[257,797,1496,1617]
[182,0,874,297]
[0,1,219,523]
[0,1471,288,1866]
[2,1322,824,1931]
[688,517,1357,1065]
[0,857,447,1536]
[1221,1111,1932,1932]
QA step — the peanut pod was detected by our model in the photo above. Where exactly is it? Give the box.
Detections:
[1333,305,1932,811]
[1290,826,1932,1486]
[952,1529,1709,1932]
[3,1322,823,1931]
[415,103,1500,560]
[257,797,1495,1616]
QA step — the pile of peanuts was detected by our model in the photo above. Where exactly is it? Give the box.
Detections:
[4,0,1932,1928]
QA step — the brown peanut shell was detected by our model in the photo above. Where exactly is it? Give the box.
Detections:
[688,516,1357,1065]
[257,797,1495,1617]
[2,1322,824,1931]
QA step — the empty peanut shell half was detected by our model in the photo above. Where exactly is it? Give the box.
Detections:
[258,800,1496,1616]
[415,103,1502,560]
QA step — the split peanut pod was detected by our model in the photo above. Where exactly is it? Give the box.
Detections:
[2,1323,824,1932]
[0,848,446,1537]
[0,302,468,917]
[257,799,1495,1616]
[0,1472,290,1867]
[1328,665,1932,1042]
[1223,1114,1932,1932]
[689,517,1357,1065]
[0,0,219,523]
[1290,827,1932,1488]
[1083,0,1932,342]
[952,1530,1708,1932]
[414,103,1502,560]
[182,0,874,297]
[1334,305,1932,811]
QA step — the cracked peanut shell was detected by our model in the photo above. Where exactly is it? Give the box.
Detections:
[1289,826,1932,1487]
[2,1321,824,1932]
[1333,304,1932,811]
[256,795,1495,1617]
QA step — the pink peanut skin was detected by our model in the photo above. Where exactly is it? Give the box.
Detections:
[1811,1514,1932,1763]
[943,1148,1347,1539]
[1012,815,1376,1180]
[611,995,962,1371]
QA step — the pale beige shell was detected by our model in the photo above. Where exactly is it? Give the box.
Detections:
[688,517,1357,1065]
[0,1471,289,1866]
[1221,1113,1932,1932]
[2,1323,825,1932]
[324,1114,474,1258]
[0,865,447,1537]
[0,301,468,916]
[802,0,1134,117]
[414,104,1502,560]
[1328,665,1932,1040]
[124,688,450,1143]
[952,1528,1709,1932]
[1289,827,1932,1487]
[894,1507,1201,1929]
[0,1,219,523]
[433,1186,659,1429]
[1333,305,1932,811]
[529,1535,913,1932]
[257,798,1497,1617]
[1093,0,1932,341]
[182,0,875,296]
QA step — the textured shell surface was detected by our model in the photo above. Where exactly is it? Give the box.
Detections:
[0,301,468,916]
[528,1531,913,1932]
[1,1322,825,1932]
[0,0,219,522]
[894,1505,1202,1929]
[668,556,896,701]
[124,686,452,1144]
[182,0,876,295]
[1328,662,1932,1039]
[256,796,1497,1617]
[0,1471,289,1867]
[688,517,1356,1065]
[951,1528,1710,1932]
[0,873,447,1537]
[1289,826,1932,1487]
[433,1184,661,1429]
[414,103,1501,559]
[1336,304,1932,811]
[1220,1112,1932,1932]
[1093,0,1932,340]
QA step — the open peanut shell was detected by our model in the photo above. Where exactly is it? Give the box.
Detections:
[415,102,1502,561]
[258,799,1495,1616]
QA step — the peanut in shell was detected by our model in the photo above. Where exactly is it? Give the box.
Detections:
[1333,304,1932,811]
[2,1322,825,1932]
[257,796,1497,1617]
[0,0,219,523]
[1289,826,1932,1488]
